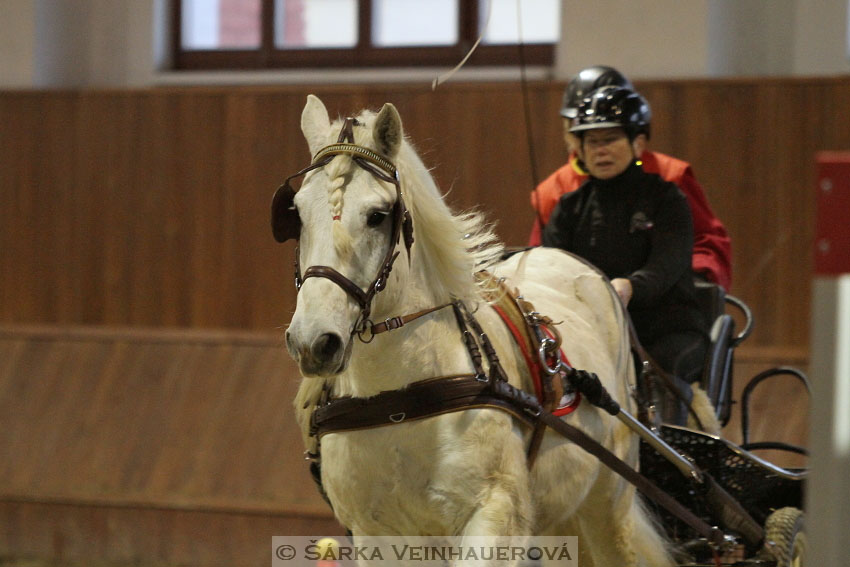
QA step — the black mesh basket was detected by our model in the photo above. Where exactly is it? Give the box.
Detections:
[639,425,805,543]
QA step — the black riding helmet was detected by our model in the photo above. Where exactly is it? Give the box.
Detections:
[569,86,652,140]
[560,65,633,119]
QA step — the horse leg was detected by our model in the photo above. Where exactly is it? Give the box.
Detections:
[571,469,674,567]
[455,466,533,567]
[460,474,533,534]
[547,517,595,567]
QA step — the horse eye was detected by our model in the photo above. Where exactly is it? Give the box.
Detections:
[367,211,389,227]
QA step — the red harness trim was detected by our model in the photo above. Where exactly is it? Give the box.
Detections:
[491,305,580,417]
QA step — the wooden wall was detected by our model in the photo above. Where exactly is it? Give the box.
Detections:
[0,79,835,564]
[3,78,849,348]
[0,325,342,566]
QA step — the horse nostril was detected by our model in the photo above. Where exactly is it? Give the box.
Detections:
[312,333,343,361]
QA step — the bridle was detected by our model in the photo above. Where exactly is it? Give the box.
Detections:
[271,117,415,339]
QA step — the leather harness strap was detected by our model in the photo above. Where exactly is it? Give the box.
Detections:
[310,374,536,438]
[305,284,736,546]
[534,409,726,547]
[305,288,735,548]
[309,368,727,548]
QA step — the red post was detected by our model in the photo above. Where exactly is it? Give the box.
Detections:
[814,152,850,275]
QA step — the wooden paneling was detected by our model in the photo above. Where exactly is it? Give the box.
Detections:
[3,79,849,348]
[0,500,342,567]
[0,326,329,518]
[0,325,342,564]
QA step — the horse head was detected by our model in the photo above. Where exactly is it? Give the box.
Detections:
[277,95,413,377]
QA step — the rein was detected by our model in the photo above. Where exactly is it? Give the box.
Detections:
[307,295,730,547]
[301,266,732,547]
[308,296,732,548]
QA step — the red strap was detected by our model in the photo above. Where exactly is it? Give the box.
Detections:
[492,304,542,398]
[491,305,580,417]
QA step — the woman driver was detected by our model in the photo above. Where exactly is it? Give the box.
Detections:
[542,86,709,425]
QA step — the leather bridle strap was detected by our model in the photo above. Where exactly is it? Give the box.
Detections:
[288,117,414,338]
[300,265,371,308]
[368,302,454,336]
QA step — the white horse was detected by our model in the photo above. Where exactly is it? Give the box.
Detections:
[283,94,675,567]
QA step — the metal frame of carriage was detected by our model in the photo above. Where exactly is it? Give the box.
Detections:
[631,282,810,567]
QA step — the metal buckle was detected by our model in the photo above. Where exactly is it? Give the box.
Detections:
[523,406,542,418]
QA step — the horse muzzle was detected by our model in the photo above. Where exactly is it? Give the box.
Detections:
[286,329,352,377]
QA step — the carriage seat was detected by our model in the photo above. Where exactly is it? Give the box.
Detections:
[694,281,737,426]
[693,279,726,324]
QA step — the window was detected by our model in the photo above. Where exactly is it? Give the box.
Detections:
[173,0,560,70]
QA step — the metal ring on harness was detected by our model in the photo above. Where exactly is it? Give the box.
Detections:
[538,337,563,375]
[355,315,376,344]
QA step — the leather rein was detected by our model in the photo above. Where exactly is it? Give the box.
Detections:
[305,286,729,547]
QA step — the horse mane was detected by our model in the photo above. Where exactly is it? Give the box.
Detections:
[397,141,504,302]
[326,108,504,304]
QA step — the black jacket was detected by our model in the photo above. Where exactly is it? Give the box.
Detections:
[542,161,706,343]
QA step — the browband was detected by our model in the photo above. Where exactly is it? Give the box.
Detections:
[312,143,398,180]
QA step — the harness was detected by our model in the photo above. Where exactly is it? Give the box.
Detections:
[309,289,581,467]
[310,299,540,441]
[271,117,740,550]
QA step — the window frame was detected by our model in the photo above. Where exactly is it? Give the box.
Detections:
[172,0,555,70]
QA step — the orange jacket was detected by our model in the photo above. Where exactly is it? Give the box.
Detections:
[529,151,732,290]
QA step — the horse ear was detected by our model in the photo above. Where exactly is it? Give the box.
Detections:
[301,94,331,156]
[374,103,403,158]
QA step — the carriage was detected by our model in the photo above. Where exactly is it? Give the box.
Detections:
[273,95,809,566]
[635,283,809,566]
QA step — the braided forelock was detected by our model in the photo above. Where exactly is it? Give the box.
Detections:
[326,153,354,257]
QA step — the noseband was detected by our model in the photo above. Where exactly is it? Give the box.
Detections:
[271,117,414,339]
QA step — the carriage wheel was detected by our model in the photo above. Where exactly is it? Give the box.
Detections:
[763,507,807,567]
